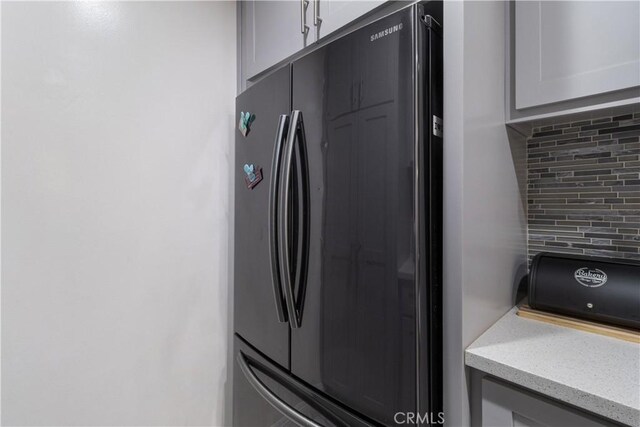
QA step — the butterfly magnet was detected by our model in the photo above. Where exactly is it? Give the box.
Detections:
[243,164,263,190]
[238,112,256,137]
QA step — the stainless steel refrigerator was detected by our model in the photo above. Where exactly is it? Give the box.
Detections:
[233,3,443,426]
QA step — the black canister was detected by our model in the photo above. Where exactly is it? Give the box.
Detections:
[529,252,640,329]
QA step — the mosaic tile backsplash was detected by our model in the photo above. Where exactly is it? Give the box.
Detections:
[527,112,640,262]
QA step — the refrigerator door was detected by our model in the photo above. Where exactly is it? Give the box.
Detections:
[235,65,291,369]
[233,335,377,427]
[290,6,422,425]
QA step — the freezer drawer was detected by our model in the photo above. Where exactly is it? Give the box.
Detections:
[233,335,376,427]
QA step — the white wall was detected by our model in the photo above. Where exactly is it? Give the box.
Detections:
[443,2,528,426]
[1,2,235,425]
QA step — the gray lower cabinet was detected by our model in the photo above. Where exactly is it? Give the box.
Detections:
[482,378,618,427]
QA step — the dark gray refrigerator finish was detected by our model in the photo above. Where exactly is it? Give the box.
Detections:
[233,3,442,426]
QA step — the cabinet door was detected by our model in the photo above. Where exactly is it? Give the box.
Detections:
[314,1,385,41]
[482,378,618,427]
[515,1,640,109]
[241,1,310,81]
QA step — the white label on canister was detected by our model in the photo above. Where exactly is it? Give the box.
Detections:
[574,267,608,288]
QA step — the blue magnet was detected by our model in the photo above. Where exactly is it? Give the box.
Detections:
[243,163,263,189]
[238,112,256,137]
[244,164,255,181]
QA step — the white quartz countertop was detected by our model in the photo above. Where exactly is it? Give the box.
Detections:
[465,307,640,426]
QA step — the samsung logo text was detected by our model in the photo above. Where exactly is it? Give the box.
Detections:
[370,23,403,41]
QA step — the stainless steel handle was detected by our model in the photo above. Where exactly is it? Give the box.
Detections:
[300,0,309,34]
[278,110,308,329]
[292,111,310,329]
[269,115,289,323]
[278,111,298,328]
[313,0,322,26]
[237,353,322,427]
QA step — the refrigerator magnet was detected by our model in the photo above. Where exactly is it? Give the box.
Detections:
[238,111,255,137]
[243,164,263,190]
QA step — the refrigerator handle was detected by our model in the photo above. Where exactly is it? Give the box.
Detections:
[237,353,322,427]
[279,110,310,329]
[269,114,289,323]
[293,110,310,328]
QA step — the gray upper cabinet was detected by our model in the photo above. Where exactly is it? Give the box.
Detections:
[515,1,640,110]
[312,1,385,41]
[240,1,311,82]
[239,0,386,88]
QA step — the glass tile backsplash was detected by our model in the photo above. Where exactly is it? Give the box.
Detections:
[527,112,640,262]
